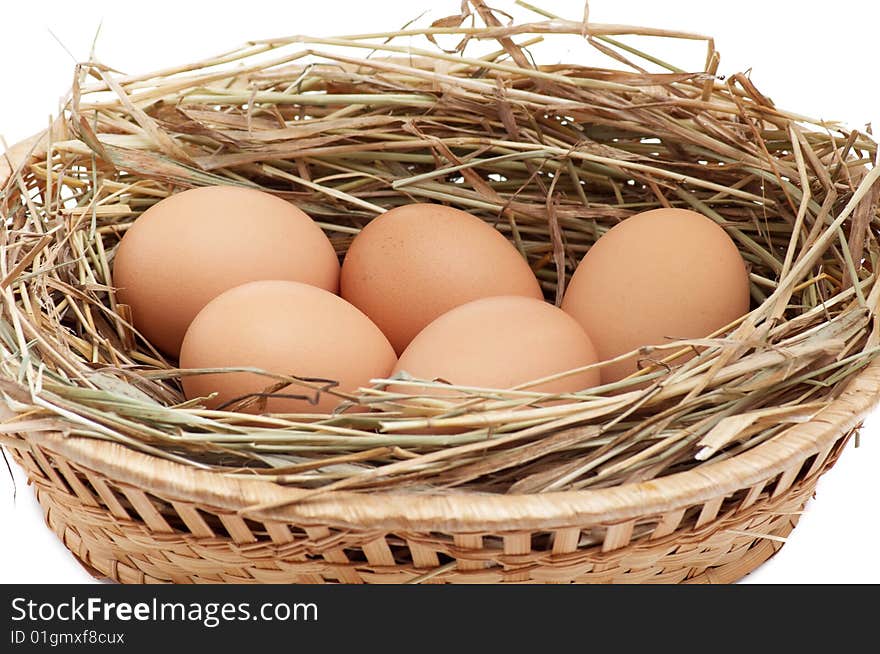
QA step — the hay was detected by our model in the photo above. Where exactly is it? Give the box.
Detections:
[2,0,879,496]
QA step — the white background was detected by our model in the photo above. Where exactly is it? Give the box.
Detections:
[1,0,877,583]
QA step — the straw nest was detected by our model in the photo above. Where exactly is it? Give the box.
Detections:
[2,1,879,501]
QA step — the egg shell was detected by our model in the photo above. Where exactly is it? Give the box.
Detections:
[113,185,340,357]
[393,295,600,398]
[179,280,396,414]
[340,203,543,354]
[561,208,750,384]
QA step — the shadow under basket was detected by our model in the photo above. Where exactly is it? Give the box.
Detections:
[3,13,880,583]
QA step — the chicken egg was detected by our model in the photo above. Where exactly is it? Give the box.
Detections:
[180,280,396,414]
[561,207,750,384]
[113,185,340,357]
[393,295,600,398]
[340,203,543,354]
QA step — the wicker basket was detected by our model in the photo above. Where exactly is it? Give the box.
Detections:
[2,27,879,582]
[2,132,876,583]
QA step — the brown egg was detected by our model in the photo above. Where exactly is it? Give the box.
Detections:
[340,203,543,354]
[393,296,600,397]
[113,185,340,357]
[179,280,396,414]
[561,208,750,384]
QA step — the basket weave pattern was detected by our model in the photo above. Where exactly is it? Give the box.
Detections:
[2,420,855,583]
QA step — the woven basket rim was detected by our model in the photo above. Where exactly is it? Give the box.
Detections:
[6,354,874,531]
[3,130,878,532]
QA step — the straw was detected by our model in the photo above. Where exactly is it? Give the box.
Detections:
[1,0,878,495]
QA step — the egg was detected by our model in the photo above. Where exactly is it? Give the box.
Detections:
[340,203,543,354]
[179,280,396,414]
[113,185,340,357]
[561,207,750,384]
[393,296,600,397]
